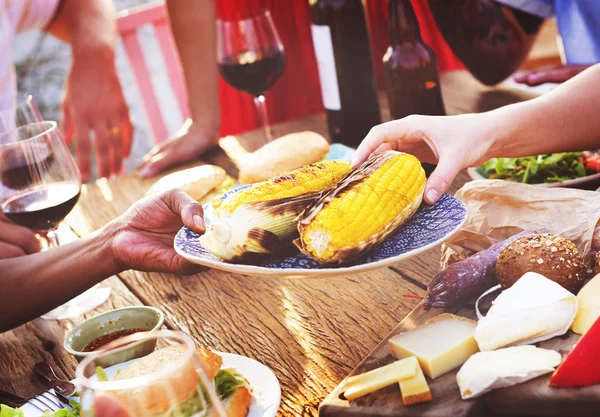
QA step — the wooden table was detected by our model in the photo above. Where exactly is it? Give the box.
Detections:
[0,71,536,416]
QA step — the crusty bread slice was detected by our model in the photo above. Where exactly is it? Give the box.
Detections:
[145,165,227,202]
[238,131,330,184]
[113,344,199,416]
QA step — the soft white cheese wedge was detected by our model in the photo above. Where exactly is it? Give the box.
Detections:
[457,346,561,399]
[475,272,577,351]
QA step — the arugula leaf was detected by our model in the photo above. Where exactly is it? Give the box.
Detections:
[1,392,81,417]
[95,366,108,382]
[42,409,76,417]
[481,152,586,184]
[214,369,244,399]
[0,404,24,417]
[68,398,81,416]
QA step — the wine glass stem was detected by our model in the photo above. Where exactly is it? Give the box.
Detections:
[46,228,60,248]
[253,95,273,142]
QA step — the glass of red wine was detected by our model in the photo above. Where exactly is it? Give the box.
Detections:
[217,10,286,142]
[0,121,81,246]
[0,122,110,320]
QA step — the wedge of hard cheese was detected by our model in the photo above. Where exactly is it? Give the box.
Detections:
[572,273,600,335]
[551,315,600,387]
[457,346,561,399]
[399,358,432,406]
[475,272,577,351]
[389,313,478,379]
[344,357,418,400]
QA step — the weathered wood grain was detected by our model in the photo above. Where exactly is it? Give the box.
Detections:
[115,268,424,417]
[0,226,145,403]
[55,70,535,417]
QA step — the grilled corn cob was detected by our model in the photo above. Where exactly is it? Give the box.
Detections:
[295,151,425,264]
[200,160,352,261]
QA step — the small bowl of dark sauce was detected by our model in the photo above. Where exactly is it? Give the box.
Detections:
[63,306,164,367]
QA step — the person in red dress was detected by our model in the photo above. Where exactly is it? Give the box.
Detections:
[138,0,463,177]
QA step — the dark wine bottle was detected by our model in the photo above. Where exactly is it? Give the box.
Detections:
[309,0,381,148]
[383,0,445,120]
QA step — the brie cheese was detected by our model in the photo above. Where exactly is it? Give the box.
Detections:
[475,272,577,351]
[457,346,561,399]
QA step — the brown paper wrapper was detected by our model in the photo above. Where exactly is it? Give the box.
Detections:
[441,180,600,269]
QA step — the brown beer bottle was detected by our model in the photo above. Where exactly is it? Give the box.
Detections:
[383,0,445,120]
[309,0,381,148]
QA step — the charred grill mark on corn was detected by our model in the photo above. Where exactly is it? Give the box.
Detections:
[214,161,351,213]
[200,160,352,262]
[295,151,426,264]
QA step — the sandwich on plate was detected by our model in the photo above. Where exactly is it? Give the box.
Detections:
[113,345,251,417]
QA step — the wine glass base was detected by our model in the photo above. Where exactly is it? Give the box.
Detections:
[41,286,112,320]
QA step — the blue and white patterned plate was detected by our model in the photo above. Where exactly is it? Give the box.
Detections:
[174,185,468,279]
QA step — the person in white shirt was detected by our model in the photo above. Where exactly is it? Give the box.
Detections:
[1,0,132,259]
[427,0,600,86]
[1,0,131,180]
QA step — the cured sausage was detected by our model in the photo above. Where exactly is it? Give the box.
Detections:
[424,231,532,309]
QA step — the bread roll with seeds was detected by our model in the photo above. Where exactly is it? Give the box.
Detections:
[496,233,585,293]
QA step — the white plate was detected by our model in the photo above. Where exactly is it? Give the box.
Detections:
[20,353,280,417]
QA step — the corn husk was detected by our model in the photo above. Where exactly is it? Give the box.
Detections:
[295,151,425,264]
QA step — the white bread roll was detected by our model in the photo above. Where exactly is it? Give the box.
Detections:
[238,131,329,184]
[145,165,227,202]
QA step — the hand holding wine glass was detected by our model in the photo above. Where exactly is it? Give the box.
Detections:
[217,10,286,142]
[0,121,81,246]
[0,211,42,258]
[0,121,109,320]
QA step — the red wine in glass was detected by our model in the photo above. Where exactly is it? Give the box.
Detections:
[2,182,80,230]
[1,144,54,190]
[0,121,111,321]
[218,47,286,97]
[217,11,286,142]
[0,121,81,246]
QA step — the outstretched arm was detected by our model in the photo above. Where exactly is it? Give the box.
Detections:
[427,0,544,85]
[353,64,600,204]
[0,189,205,333]
[138,0,221,177]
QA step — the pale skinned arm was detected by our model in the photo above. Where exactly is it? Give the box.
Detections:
[513,64,593,86]
[0,189,205,333]
[46,0,133,180]
[353,64,600,204]
[138,0,220,177]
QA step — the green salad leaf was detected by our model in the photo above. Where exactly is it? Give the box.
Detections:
[482,152,585,184]
[95,366,108,382]
[0,405,24,417]
[214,369,244,399]
[42,409,77,417]
[68,398,80,417]
[1,393,81,417]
